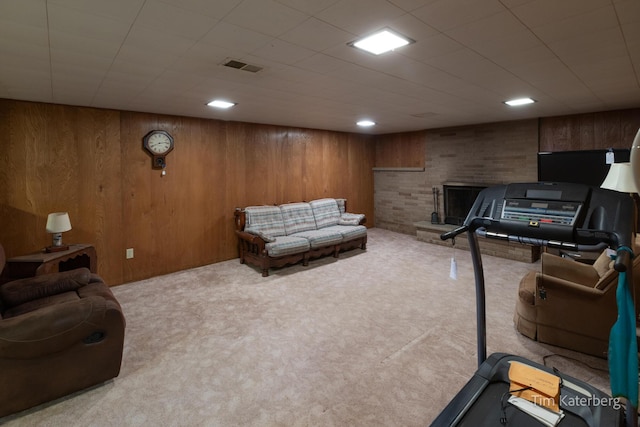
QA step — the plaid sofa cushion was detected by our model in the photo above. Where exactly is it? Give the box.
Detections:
[309,198,341,228]
[322,224,367,241]
[244,206,286,237]
[290,229,343,249]
[266,236,310,257]
[280,203,317,235]
[336,198,346,214]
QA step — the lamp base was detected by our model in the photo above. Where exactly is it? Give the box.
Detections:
[45,245,69,253]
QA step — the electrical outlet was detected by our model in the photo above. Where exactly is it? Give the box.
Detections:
[126,248,134,259]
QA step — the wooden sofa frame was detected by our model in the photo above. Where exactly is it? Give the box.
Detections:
[234,201,366,277]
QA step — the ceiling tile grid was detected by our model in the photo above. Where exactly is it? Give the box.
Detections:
[0,0,637,133]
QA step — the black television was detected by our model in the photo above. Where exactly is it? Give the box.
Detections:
[538,149,630,187]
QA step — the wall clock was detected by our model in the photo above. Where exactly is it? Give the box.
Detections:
[143,130,174,169]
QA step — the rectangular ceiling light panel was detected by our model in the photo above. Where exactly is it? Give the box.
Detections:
[350,29,414,55]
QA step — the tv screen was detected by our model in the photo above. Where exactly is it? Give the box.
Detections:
[538,149,630,187]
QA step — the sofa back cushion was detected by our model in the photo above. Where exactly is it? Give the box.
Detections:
[280,203,317,235]
[310,198,341,228]
[244,206,286,237]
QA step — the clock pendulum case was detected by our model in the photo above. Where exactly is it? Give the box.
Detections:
[142,130,174,173]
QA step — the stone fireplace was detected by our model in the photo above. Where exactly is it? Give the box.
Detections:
[442,183,487,225]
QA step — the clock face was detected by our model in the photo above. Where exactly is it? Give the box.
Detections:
[143,130,174,158]
[147,132,172,154]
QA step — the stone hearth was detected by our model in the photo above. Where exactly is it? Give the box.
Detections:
[414,221,541,263]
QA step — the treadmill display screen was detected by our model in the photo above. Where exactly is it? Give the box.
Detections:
[501,199,582,226]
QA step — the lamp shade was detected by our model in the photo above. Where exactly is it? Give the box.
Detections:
[45,212,72,233]
[600,162,639,193]
[630,128,640,194]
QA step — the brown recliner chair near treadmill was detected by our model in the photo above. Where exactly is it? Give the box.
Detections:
[0,244,126,418]
[514,248,640,358]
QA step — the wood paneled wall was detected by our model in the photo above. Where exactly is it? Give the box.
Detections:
[374,131,425,168]
[540,109,640,151]
[0,100,375,285]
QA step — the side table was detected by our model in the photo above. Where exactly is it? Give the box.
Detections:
[4,244,97,280]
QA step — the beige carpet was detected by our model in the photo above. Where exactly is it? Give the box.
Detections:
[1,228,612,426]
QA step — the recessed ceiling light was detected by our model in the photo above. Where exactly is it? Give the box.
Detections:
[207,100,236,109]
[357,120,376,127]
[504,97,536,106]
[350,29,414,55]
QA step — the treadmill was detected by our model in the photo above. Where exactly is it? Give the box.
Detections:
[431,182,637,427]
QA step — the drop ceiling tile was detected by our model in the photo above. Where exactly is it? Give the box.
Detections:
[279,18,353,52]
[156,0,242,20]
[491,44,557,70]
[549,28,628,62]
[47,4,132,43]
[167,43,231,77]
[315,0,407,35]
[199,21,272,53]
[134,1,218,41]
[49,31,121,62]
[530,5,619,43]
[0,34,49,62]
[615,0,640,24]
[275,0,341,15]
[48,0,144,22]
[386,12,440,40]
[118,25,195,63]
[148,70,208,93]
[444,11,532,50]
[402,33,465,62]
[0,20,49,48]
[499,0,535,7]
[224,0,309,37]
[0,65,52,100]
[293,53,349,74]
[510,0,613,28]
[411,0,505,31]
[251,38,316,65]
[387,0,439,12]
[0,0,48,28]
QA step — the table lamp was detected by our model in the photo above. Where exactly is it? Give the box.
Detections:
[45,212,72,252]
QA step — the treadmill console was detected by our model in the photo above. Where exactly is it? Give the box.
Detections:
[464,182,634,249]
[501,199,582,227]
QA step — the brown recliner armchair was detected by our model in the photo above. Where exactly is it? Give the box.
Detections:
[0,244,126,417]
[514,249,640,358]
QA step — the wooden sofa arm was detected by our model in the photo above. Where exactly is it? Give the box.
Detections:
[235,230,266,249]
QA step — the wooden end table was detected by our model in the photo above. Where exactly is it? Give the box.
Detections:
[4,244,97,280]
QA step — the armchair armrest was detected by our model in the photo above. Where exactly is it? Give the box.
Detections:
[538,274,606,299]
[0,268,91,308]
[541,253,600,286]
[0,295,120,359]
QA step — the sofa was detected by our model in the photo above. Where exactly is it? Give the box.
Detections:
[514,249,640,358]
[234,198,367,276]
[0,244,126,417]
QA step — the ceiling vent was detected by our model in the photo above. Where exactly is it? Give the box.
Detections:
[223,59,263,73]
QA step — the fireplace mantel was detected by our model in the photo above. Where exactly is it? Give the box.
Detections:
[441,181,495,188]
